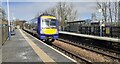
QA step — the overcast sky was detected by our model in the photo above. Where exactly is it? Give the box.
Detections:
[2,2,100,21]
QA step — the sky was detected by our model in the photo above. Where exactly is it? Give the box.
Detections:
[2,2,100,21]
[2,0,119,2]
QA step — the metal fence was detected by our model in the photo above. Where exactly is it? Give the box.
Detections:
[0,24,2,47]
[1,21,8,45]
[65,26,120,38]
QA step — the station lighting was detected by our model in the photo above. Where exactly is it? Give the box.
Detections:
[7,0,11,40]
[98,8,103,36]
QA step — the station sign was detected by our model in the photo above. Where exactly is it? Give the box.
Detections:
[105,26,110,34]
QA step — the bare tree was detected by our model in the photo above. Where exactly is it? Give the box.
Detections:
[96,0,119,25]
[56,2,68,27]
[56,2,77,30]
[44,7,56,16]
[102,2,108,24]
[108,0,118,23]
[97,2,108,24]
[43,2,77,30]
[113,1,118,22]
[108,1,112,23]
[66,3,77,23]
[91,13,97,21]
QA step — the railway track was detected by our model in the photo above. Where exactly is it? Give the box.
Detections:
[52,43,92,63]
[23,29,92,63]
[58,38,120,61]
[24,29,120,63]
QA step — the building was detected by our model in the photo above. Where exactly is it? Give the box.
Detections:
[15,19,26,28]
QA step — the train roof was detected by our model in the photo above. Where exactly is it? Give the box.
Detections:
[30,14,56,22]
[39,13,55,17]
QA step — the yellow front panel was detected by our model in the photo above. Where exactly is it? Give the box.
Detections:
[41,16,56,19]
[42,29,57,34]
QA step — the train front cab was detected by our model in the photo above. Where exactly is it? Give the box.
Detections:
[37,15,59,42]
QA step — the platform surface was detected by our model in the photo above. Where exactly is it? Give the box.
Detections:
[59,31,120,43]
[2,29,76,64]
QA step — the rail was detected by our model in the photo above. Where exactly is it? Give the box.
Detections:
[59,31,120,61]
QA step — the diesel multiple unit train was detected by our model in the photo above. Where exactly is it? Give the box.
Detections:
[23,14,59,43]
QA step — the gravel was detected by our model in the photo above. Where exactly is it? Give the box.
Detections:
[53,40,119,62]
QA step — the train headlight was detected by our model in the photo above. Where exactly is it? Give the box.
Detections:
[40,31,44,34]
[56,31,58,34]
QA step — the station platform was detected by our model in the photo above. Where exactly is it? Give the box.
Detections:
[59,31,120,43]
[2,29,76,64]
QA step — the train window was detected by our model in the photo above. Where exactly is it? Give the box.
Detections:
[50,19,56,26]
[42,19,56,27]
[42,20,49,27]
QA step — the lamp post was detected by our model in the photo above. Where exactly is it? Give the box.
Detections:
[7,0,11,40]
[98,8,103,36]
[12,14,16,26]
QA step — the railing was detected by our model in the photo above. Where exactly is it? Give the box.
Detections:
[2,23,8,45]
[65,26,120,38]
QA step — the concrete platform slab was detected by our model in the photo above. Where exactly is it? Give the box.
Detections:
[2,29,42,62]
[23,30,76,63]
[2,29,77,64]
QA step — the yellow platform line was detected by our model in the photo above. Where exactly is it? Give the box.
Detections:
[19,29,56,63]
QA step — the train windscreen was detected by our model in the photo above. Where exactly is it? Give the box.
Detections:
[42,19,56,28]
[50,19,56,26]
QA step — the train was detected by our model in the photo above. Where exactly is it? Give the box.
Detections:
[23,14,59,43]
